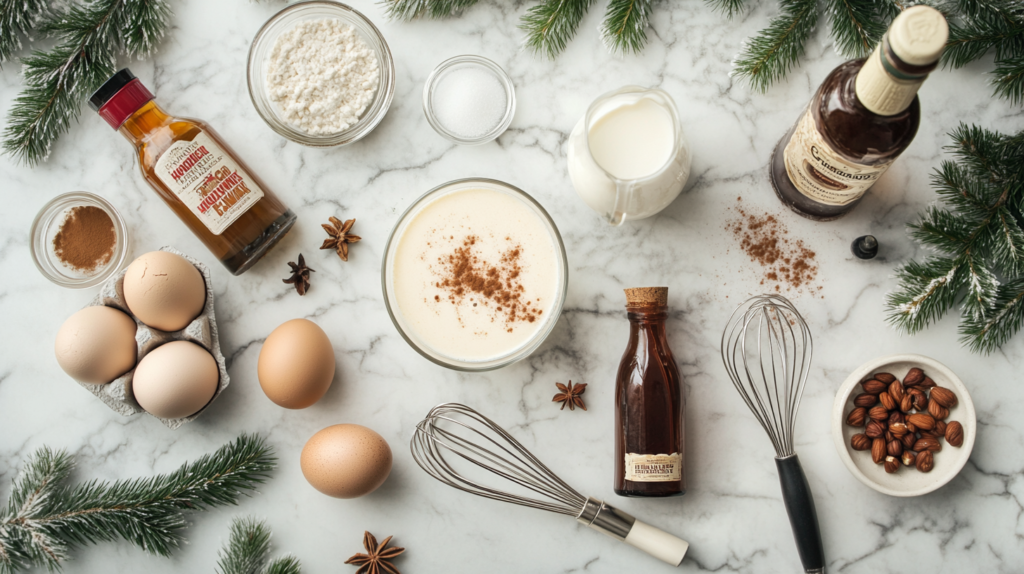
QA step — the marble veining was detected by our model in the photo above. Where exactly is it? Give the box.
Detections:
[1,0,1023,572]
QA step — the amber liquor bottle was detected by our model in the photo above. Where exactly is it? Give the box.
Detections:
[614,287,685,497]
[90,69,296,274]
[770,6,948,221]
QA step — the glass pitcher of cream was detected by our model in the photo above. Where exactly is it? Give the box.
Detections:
[567,86,691,226]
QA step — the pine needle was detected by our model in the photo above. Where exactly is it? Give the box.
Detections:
[705,0,747,18]
[600,0,654,55]
[382,0,480,20]
[825,0,887,57]
[992,55,1024,105]
[216,517,300,574]
[0,0,46,64]
[732,0,819,92]
[520,0,595,58]
[1,0,172,166]
[0,434,277,574]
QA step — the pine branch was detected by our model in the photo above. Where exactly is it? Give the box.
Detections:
[0,435,276,574]
[382,0,480,20]
[600,0,653,54]
[961,277,1024,352]
[825,0,888,57]
[520,0,595,58]
[0,0,46,64]
[886,256,966,333]
[1,0,172,166]
[705,0,747,18]
[732,0,819,92]
[992,55,1024,104]
[216,517,300,574]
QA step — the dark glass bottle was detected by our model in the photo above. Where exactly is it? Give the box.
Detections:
[770,6,948,221]
[89,69,296,275]
[614,287,685,497]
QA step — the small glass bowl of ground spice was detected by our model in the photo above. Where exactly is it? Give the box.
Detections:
[31,192,129,288]
[247,1,396,147]
[423,55,516,145]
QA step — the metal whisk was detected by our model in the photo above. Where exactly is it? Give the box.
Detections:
[721,294,824,574]
[411,403,690,566]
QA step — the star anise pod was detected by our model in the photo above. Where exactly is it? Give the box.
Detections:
[321,216,361,261]
[552,380,587,411]
[283,253,314,296]
[345,531,405,574]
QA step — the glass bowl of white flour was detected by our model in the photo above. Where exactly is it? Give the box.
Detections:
[247,1,395,146]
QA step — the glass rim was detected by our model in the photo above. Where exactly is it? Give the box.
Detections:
[246,0,396,147]
[422,55,517,145]
[30,191,130,289]
[381,178,567,371]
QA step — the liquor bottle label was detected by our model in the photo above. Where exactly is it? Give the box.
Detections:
[782,108,894,206]
[154,131,264,235]
[624,453,682,482]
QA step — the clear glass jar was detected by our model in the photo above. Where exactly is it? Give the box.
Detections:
[382,178,567,371]
[423,55,516,145]
[247,0,395,147]
[30,192,130,288]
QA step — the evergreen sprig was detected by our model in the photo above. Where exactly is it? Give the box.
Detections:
[886,124,1024,353]
[731,0,819,93]
[943,0,1024,105]
[521,0,594,58]
[1,0,172,166]
[216,517,300,574]
[0,0,46,64]
[0,434,277,574]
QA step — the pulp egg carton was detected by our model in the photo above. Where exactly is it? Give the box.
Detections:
[77,246,229,429]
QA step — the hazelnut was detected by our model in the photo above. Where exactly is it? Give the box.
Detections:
[861,379,887,395]
[851,433,872,450]
[887,438,903,458]
[934,420,947,437]
[928,399,949,421]
[945,421,964,447]
[854,393,878,408]
[874,373,897,384]
[913,437,942,453]
[920,376,937,389]
[900,394,914,413]
[900,431,917,449]
[846,407,867,427]
[916,450,934,472]
[901,451,917,466]
[869,405,889,421]
[910,388,928,410]
[872,438,886,464]
[884,456,900,474]
[888,411,905,426]
[907,413,936,431]
[890,422,909,436]
[888,380,906,403]
[879,392,897,411]
[866,420,886,439]
[903,367,925,387]
[930,386,958,408]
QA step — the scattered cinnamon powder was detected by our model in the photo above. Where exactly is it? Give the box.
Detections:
[728,198,818,291]
[52,206,116,272]
[433,235,541,331]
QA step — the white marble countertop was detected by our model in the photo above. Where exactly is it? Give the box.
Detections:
[2,1,1023,572]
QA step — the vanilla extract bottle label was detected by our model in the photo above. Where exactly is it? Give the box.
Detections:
[624,453,683,482]
[782,109,895,206]
[155,131,265,235]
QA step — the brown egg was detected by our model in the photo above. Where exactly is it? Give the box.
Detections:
[132,341,219,419]
[258,319,335,409]
[300,424,392,498]
[55,305,137,384]
[123,251,206,332]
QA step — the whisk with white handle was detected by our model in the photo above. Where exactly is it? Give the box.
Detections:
[721,294,824,574]
[411,403,690,566]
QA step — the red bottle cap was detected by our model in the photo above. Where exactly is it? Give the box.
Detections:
[90,69,154,129]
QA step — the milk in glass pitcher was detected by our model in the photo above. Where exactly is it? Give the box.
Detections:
[567,86,691,226]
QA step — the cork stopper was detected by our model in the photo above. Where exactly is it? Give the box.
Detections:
[888,6,948,66]
[624,287,668,307]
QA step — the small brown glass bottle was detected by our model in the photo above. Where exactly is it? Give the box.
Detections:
[614,287,685,497]
[770,6,948,221]
[89,69,295,274]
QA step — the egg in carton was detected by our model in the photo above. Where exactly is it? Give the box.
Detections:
[76,246,229,429]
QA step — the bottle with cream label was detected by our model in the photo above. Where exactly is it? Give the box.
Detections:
[567,86,690,225]
[769,6,948,221]
[614,287,685,497]
[90,68,296,275]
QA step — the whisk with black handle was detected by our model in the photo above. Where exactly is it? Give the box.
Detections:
[721,294,824,574]
[411,403,690,566]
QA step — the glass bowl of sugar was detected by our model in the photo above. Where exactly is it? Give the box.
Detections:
[247,1,395,147]
[423,55,516,145]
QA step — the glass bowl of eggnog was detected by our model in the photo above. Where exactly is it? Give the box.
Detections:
[382,178,568,371]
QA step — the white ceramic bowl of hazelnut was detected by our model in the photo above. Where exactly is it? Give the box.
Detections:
[832,354,976,497]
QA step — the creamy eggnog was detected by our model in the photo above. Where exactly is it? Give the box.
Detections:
[390,186,561,363]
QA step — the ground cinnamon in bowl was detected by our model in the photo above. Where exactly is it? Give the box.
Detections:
[52,205,116,273]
